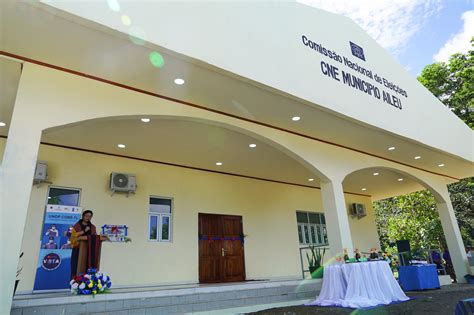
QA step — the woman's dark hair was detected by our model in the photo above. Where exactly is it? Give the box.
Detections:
[82,210,93,218]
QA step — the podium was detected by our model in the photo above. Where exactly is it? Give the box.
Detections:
[74,235,108,276]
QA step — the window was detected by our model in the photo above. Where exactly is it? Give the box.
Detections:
[47,187,80,206]
[296,211,328,246]
[148,197,172,242]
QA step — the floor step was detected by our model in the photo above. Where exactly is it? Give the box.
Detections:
[11,279,321,314]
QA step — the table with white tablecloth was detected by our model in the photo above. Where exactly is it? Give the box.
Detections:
[307,261,409,308]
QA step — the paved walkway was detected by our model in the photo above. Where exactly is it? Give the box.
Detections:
[249,284,474,314]
[193,299,311,315]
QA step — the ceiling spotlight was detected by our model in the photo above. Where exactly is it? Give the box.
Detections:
[292,116,301,121]
[438,163,445,167]
[373,172,379,176]
[414,156,421,160]
[216,162,223,166]
[174,78,185,85]
[0,122,6,127]
[121,14,131,26]
[117,144,126,149]
[388,147,395,151]
[361,188,367,191]
[308,178,314,182]
[249,144,257,148]
[141,118,151,123]
[398,178,404,182]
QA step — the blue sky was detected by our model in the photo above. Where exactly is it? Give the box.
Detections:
[299,0,474,76]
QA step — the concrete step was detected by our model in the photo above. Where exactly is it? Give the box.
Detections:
[11,279,321,315]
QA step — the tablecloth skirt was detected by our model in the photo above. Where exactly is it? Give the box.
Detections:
[307,261,409,308]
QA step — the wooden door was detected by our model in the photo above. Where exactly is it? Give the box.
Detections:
[199,213,245,283]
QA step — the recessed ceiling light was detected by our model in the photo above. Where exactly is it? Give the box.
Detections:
[308,178,314,182]
[361,188,367,191]
[249,144,257,148]
[414,156,421,160]
[141,118,150,123]
[117,144,126,148]
[398,178,404,182]
[216,162,223,166]
[438,163,445,167]
[174,78,185,85]
[388,147,395,151]
[0,122,6,127]
[373,172,379,176]
[292,116,301,121]
[121,14,131,26]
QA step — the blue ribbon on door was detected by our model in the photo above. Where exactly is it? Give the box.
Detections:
[199,235,244,243]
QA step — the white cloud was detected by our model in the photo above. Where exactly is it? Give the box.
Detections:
[297,0,443,55]
[433,10,474,62]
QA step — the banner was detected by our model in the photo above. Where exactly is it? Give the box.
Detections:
[33,205,82,290]
[101,225,128,242]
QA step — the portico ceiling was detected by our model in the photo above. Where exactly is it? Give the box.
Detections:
[37,117,424,200]
[0,0,472,188]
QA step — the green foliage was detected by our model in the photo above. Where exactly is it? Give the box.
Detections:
[375,38,474,252]
[47,196,62,205]
[374,191,444,252]
[447,178,474,248]
[375,180,473,252]
[306,245,326,268]
[418,37,474,128]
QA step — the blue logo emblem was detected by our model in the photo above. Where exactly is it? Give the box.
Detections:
[350,41,365,61]
[42,253,61,271]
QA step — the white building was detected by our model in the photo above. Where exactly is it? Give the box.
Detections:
[0,1,472,314]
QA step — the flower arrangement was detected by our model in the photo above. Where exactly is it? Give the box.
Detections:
[70,269,111,295]
[382,252,399,271]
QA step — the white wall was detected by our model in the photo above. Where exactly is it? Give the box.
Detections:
[42,1,473,162]
[3,139,380,292]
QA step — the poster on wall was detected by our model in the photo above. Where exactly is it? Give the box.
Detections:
[33,205,82,290]
[101,225,128,242]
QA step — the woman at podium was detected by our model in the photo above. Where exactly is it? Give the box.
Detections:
[73,210,96,237]
[70,210,100,278]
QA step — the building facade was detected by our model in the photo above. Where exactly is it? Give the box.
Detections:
[0,1,472,314]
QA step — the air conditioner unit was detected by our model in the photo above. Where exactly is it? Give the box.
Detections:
[110,172,137,195]
[34,160,48,184]
[350,203,367,219]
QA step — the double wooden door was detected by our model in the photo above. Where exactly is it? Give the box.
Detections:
[198,213,245,283]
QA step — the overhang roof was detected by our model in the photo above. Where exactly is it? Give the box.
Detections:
[0,1,472,184]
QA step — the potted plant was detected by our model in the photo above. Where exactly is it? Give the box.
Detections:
[14,252,24,296]
[306,245,326,279]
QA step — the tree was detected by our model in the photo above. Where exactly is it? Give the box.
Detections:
[418,37,474,128]
[374,38,474,253]
[374,192,445,253]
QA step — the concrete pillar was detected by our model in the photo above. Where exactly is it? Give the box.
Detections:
[0,104,42,314]
[320,180,353,259]
[436,186,470,282]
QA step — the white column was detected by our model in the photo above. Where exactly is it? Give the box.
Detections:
[320,180,353,259]
[436,187,470,282]
[0,109,42,314]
